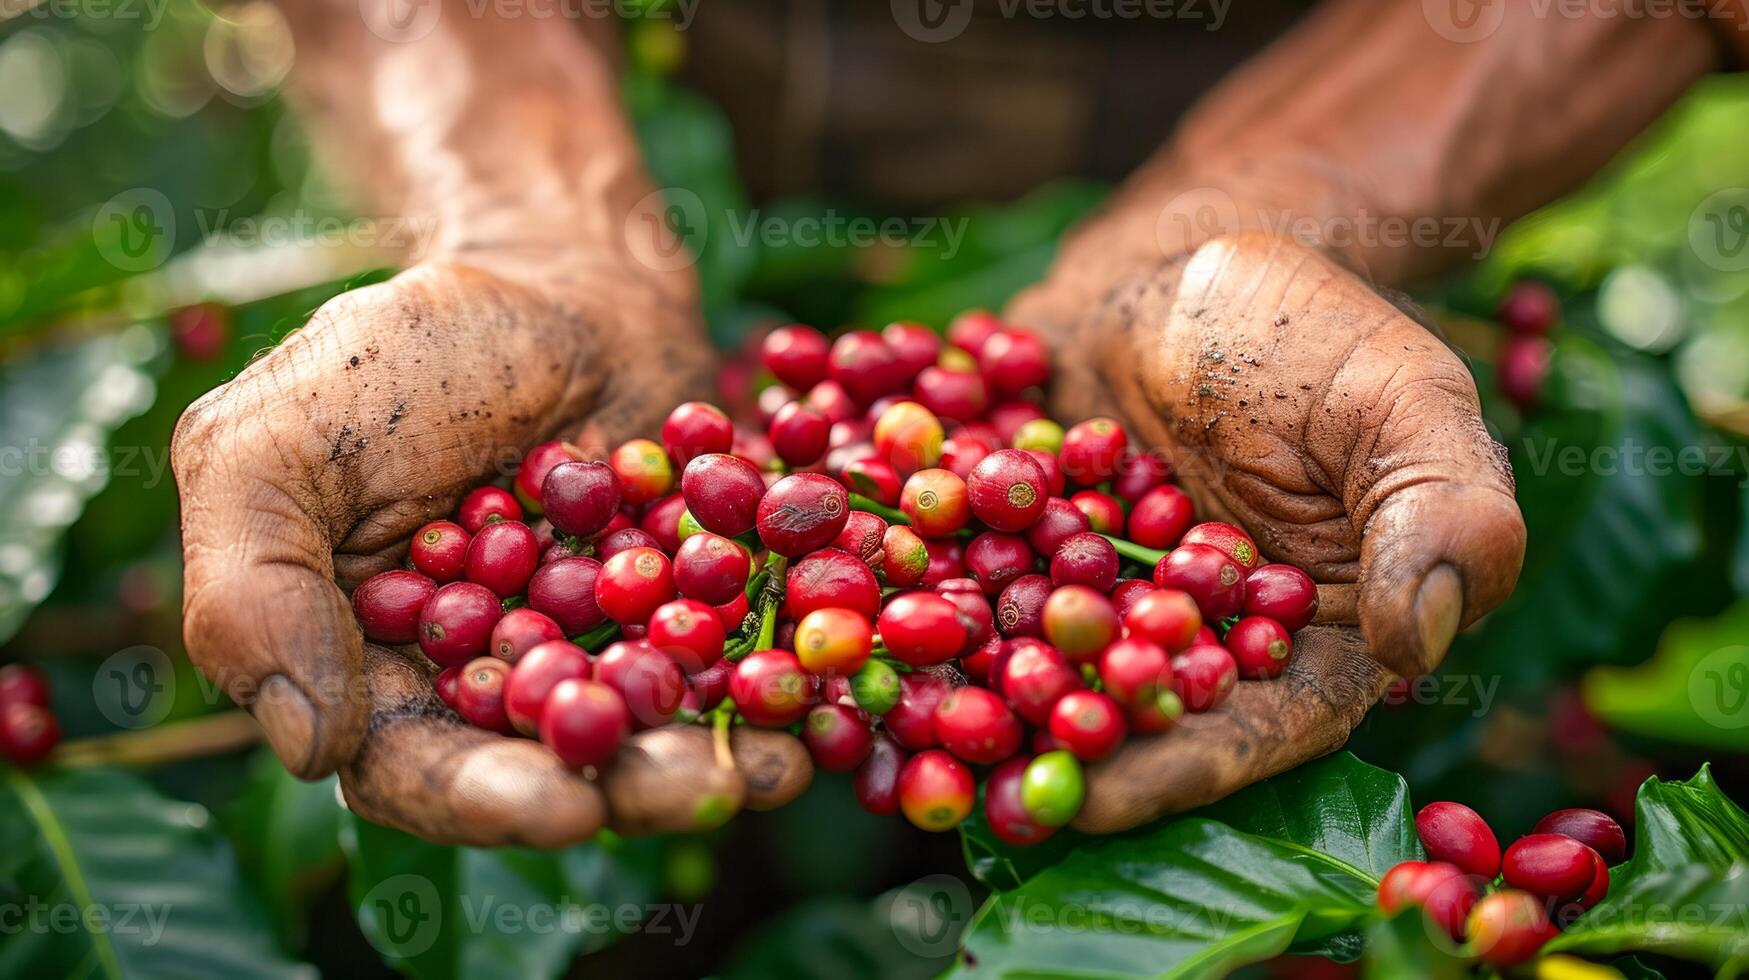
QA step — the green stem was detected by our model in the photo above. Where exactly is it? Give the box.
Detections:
[712,699,735,769]
[849,494,909,525]
[752,555,788,652]
[574,621,621,651]
[1099,534,1168,567]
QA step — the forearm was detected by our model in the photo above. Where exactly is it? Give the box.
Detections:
[1052,0,1723,290]
[278,1,687,300]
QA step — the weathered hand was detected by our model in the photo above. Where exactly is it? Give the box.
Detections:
[1006,231,1526,832]
[172,257,810,846]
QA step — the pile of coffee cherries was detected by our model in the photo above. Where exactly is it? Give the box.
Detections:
[0,663,60,766]
[350,313,1319,839]
[1381,801,1624,966]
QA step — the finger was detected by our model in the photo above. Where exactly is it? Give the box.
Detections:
[730,728,814,811]
[1073,626,1388,834]
[600,726,746,837]
[338,645,609,848]
[173,400,369,780]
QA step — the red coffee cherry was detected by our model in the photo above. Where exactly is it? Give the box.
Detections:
[730,649,816,727]
[596,528,661,562]
[410,520,471,582]
[457,485,521,534]
[999,640,1083,725]
[672,533,751,605]
[900,468,971,537]
[803,703,874,771]
[978,330,1050,398]
[662,401,734,466]
[0,663,50,709]
[1060,417,1127,485]
[793,607,874,676]
[996,574,1053,638]
[842,456,903,507]
[1050,532,1119,593]
[757,473,850,557]
[526,557,606,635]
[594,547,677,625]
[1108,578,1158,619]
[609,438,674,507]
[1025,497,1091,557]
[786,548,881,620]
[938,433,991,480]
[647,598,727,674]
[1111,450,1168,503]
[0,702,61,766]
[514,440,585,513]
[489,608,565,664]
[1503,833,1605,903]
[769,400,832,467]
[878,593,969,667]
[539,678,631,770]
[986,400,1045,443]
[1376,860,1480,943]
[829,330,909,404]
[1416,801,1502,879]
[1069,489,1125,536]
[806,379,859,425]
[1122,588,1203,653]
[1243,564,1319,632]
[762,324,831,390]
[947,309,1003,357]
[681,453,766,537]
[966,532,1035,596]
[1498,335,1553,412]
[933,686,1022,765]
[873,401,945,473]
[1154,543,1247,621]
[1048,690,1127,761]
[883,673,951,750]
[541,461,623,538]
[913,366,988,423]
[984,756,1058,848]
[1226,616,1294,679]
[1097,638,1171,710]
[1170,643,1238,712]
[688,659,733,712]
[1533,808,1626,865]
[640,492,689,554]
[897,749,976,831]
[418,582,503,666]
[504,639,590,735]
[1496,280,1559,336]
[463,520,540,598]
[879,525,929,587]
[594,640,686,728]
[352,570,437,645]
[831,511,888,566]
[966,449,1048,532]
[1467,889,1557,967]
[1023,449,1067,499]
[1041,585,1120,664]
[881,320,939,378]
[854,735,908,815]
[452,657,515,733]
[921,538,967,587]
[1127,484,1194,549]
[1181,521,1260,570]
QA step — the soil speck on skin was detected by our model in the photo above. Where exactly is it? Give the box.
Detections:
[1274,313,1289,327]
[348,356,360,368]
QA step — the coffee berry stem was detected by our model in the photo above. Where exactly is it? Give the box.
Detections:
[753,556,789,652]
[1098,534,1169,567]
[574,621,621,651]
[712,698,735,769]
[849,494,909,525]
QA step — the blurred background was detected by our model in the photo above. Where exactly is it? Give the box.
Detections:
[0,2,1746,977]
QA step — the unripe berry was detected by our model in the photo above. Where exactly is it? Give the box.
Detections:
[879,525,929,587]
[873,401,945,473]
[793,607,874,676]
[609,438,674,506]
[1020,750,1084,827]
[900,468,970,537]
[1041,585,1120,664]
[897,749,975,831]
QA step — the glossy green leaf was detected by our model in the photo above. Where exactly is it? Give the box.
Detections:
[340,813,665,980]
[1583,600,1749,751]
[725,892,958,980]
[0,766,311,979]
[1360,913,1465,980]
[223,750,344,947]
[1548,766,1749,966]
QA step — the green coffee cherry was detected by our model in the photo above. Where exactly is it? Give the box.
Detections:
[1011,418,1065,455]
[1021,750,1085,827]
[851,659,902,715]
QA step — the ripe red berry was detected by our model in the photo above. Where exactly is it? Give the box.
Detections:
[921,538,967,586]
[640,494,690,554]
[514,440,585,512]
[504,639,590,735]
[762,324,831,389]
[609,438,675,506]
[831,511,888,566]
[1000,640,1083,725]
[1417,802,1502,879]
[986,401,1045,443]
[897,749,976,831]
[489,608,565,664]
[1069,489,1125,535]
[410,520,471,582]
[966,449,1048,532]
[913,366,988,423]
[1025,498,1090,558]
[1181,521,1261,570]
[804,703,875,771]
[1109,578,1157,618]
[1097,638,1171,709]
[672,533,750,606]
[1126,485,1194,548]
[964,532,1035,596]
[829,330,908,404]
[900,468,971,537]
[1122,588,1202,653]
[1226,616,1294,679]
[596,527,662,561]
[1171,643,1238,712]
[0,702,60,765]
[806,379,859,425]
[1050,532,1119,592]
[594,640,686,728]
[1111,450,1168,503]
[1243,564,1319,632]
[1042,585,1120,664]
[0,663,50,709]
[452,657,515,733]
[1503,833,1603,904]
[434,665,462,707]
[854,735,908,815]
[877,593,968,666]
[1154,543,1247,621]
[539,678,631,770]
[983,756,1058,847]
[458,486,521,534]
[979,330,1050,398]
[1467,889,1557,967]
[713,592,750,633]
[947,309,1003,356]
[996,573,1053,638]
[769,400,832,467]
[883,673,950,750]
[540,461,622,537]
[1496,280,1559,336]
[842,456,902,507]
[464,520,539,598]
[417,582,503,666]
[1533,808,1626,864]
[1498,335,1553,412]
[757,473,850,557]
[688,658,733,712]
[1025,451,1067,500]
[1060,418,1127,485]
[730,649,816,727]
[933,686,1022,764]
[938,582,996,647]
[352,570,437,645]
[681,453,766,537]
[1048,690,1126,761]
[1376,860,1479,943]
[662,401,735,465]
[793,607,874,675]
[786,548,881,620]
[938,433,992,480]
[527,557,606,634]
[881,321,940,378]
[594,547,677,625]
[647,598,727,673]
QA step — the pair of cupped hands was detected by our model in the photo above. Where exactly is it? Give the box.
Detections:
[171,218,1525,847]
